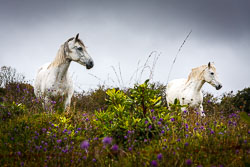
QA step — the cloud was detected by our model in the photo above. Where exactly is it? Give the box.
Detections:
[0,0,249,94]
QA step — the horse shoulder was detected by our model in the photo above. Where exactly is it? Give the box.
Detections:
[166,78,187,104]
[34,63,50,93]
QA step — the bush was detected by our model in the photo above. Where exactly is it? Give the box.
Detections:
[93,80,183,144]
[233,87,250,113]
[72,86,108,112]
[0,66,25,88]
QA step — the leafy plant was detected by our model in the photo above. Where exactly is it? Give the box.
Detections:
[94,80,184,144]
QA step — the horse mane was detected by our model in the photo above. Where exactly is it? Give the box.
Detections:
[186,64,216,82]
[48,37,85,68]
[48,44,68,68]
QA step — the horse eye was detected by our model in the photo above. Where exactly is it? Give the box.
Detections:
[78,47,83,51]
[210,72,214,75]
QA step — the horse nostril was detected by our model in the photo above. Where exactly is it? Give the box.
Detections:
[86,61,94,69]
[216,84,222,90]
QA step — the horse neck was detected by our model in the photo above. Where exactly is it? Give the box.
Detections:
[49,45,71,80]
[185,78,205,93]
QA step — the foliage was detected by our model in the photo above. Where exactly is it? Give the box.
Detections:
[233,87,250,113]
[72,85,107,112]
[0,66,25,88]
[0,66,249,167]
[94,80,178,144]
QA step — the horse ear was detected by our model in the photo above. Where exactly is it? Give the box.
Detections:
[208,62,211,69]
[75,33,79,43]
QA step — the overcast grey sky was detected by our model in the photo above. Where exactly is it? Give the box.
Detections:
[0,0,249,95]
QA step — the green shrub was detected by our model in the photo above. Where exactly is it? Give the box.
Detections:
[233,87,250,113]
[0,101,27,121]
[94,80,183,144]
[72,85,107,112]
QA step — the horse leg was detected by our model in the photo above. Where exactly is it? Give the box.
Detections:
[199,105,206,117]
[64,95,71,114]
[42,96,53,113]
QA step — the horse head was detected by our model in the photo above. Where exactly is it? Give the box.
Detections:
[203,62,222,90]
[64,33,94,69]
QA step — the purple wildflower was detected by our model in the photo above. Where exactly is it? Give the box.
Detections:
[148,125,152,129]
[186,159,192,165]
[151,109,154,113]
[57,139,62,144]
[185,142,189,146]
[211,130,215,134]
[145,120,148,124]
[151,160,158,167]
[159,118,163,121]
[17,151,21,156]
[158,121,161,125]
[170,118,175,122]
[111,144,119,151]
[157,153,163,160]
[80,140,89,150]
[51,101,56,104]
[102,137,112,145]
[161,130,165,134]
[153,116,156,120]
[92,158,96,162]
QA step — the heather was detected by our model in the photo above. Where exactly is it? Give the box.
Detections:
[0,66,249,167]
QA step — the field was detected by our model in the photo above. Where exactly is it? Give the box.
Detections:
[0,66,249,167]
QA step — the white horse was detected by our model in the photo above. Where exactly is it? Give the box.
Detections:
[166,62,222,116]
[34,33,94,109]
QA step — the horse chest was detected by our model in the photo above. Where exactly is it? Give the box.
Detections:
[44,73,71,95]
[180,91,202,107]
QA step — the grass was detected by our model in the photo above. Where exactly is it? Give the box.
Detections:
[0,81,249,167]
[0,65,249,167]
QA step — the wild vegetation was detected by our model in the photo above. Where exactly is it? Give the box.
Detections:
[0,66,249,167]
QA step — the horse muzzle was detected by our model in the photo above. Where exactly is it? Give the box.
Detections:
[216,84,222,90]
[86,61,94,69]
